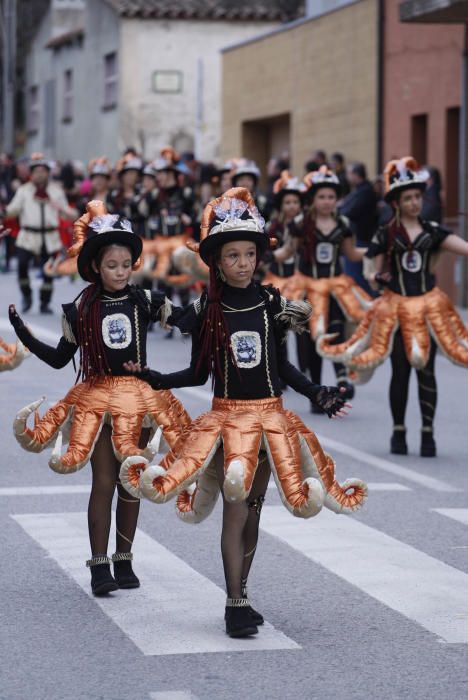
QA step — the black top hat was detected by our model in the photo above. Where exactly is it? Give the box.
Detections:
[198,187,269,265]
[384,157,429,202]
[76,212,142,283]
[304,166,341,199]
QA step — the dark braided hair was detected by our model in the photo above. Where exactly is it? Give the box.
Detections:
[76,283,111,381]
[301,209,317,264]
[196,255,233,381]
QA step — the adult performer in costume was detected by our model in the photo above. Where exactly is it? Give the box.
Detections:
[270,167,371,407]
[5,153,78,313]
[9,200,190,594]
[318,157,468,456]
[120,187,367,638]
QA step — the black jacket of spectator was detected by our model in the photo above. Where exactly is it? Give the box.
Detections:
[339,180,377,243]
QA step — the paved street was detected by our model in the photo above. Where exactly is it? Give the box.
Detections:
[1,271,468,700]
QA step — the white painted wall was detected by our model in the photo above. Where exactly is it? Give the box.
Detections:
[24,2,279,164]
[119,18,278,162]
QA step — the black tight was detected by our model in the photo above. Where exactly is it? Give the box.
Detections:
[16,247,54,304]
[296,297,347,383]
[389,331,437,429]
[216,450,270,599]
[88,424,149,556]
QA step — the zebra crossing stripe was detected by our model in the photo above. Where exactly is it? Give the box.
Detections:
[432,509,468,526]
[12,512,300,656]
[260,506,468,644]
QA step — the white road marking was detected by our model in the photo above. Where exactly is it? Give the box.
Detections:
[149,692,198,700]
[179,387,458,493]
[267,481,411,492]
[316,433,460,493]
[12,512,300,656]
[433,508,468,527]
[0,317,60,343]
[0,484,90,496]
[260,506,468,644]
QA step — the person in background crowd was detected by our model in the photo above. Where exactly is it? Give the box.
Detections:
[330,152,350,197]
[422,166,443,224]
[373,175,394,227]
[339,161,378,295]
[0,153,16,271]
[232,159,269,219]
[108,154,145,236]
[5,153,77,313]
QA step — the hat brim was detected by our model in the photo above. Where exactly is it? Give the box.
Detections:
[77,230,143,282]
[307,182,341,199]
[274,188,304,208]
[199,230,269,265]
[384,181,426,203]
[30,162,51,171]
[232,173,259,185]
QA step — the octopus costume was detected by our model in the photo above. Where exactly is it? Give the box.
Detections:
[9,200,190,594]
[120,190,367,518]
[0,336,28,371]
[119,187,366,637]
[268,168,371,400]
[318,157,468,456]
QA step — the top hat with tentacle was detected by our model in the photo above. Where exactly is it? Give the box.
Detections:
[189,187,270,265]
[384,157,429,202]
[68,200,142,283]
[303,165,341,199]
[116,153,143,175]
[88,157,111,178]
[231,159,261,186]
[273,170,307,207]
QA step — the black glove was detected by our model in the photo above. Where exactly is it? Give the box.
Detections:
[9,306,26,333]
[310,385,346,418]
[137,368,164,390]
[374,272,392,289]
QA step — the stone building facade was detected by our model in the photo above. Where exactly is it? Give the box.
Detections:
[221,0,379,181]
[24,0,302,163]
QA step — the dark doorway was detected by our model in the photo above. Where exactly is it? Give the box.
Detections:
[445,107,459,218]
[411,114,428,166]
[242,113,290,187]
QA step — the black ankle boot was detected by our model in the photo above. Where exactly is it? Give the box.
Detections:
[390,426,408,455]
[225,599,258,638]
[112,552,140,589]
[87,556,119,596]
[21,295,32,313]
[420,429,436,457]
[241,579,264,625]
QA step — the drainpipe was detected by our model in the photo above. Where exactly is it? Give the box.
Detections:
[376,0,385,176]
[461,25,468,307]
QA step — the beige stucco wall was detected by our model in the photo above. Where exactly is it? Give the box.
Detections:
[222,0,378,176]
[119,18,278,162]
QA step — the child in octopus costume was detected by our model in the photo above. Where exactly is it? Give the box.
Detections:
[120,187,367,638]
[9,200,190,595]
[318,157,468,456]
[265,167,372,408]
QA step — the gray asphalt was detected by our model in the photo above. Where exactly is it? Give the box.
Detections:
[1,270,468,700]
